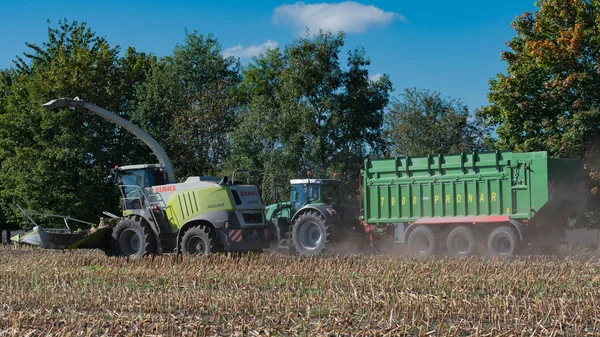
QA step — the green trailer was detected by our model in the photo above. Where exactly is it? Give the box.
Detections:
[361,151,585,256]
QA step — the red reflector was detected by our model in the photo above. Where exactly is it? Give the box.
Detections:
[151,206,159,210]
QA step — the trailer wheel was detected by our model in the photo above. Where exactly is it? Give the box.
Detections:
[291,211,330,256]
[407,225,436,257]
[446,226,476,257]
[111,217,156,258]
[488,226,518,257]
[180,225,219,255]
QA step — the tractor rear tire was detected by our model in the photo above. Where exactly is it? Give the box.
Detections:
[407,225,437,257]
[487,226,519,257]
[111,217,156,258]
[180,225,219,255]
[446,226,476,257]
[291,211,330,256]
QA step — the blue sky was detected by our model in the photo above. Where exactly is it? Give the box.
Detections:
[0,0,537,111]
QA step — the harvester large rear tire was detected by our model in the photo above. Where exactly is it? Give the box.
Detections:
[291,211,330,256]
[407,225,437,257]
[487,226,519,257]
[111,217,156,258]
[446,226,476,257]
[180,225,219,255]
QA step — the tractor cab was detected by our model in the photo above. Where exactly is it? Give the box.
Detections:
[289,179,342,212]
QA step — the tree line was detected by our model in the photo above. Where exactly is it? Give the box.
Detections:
[1,0,600,230]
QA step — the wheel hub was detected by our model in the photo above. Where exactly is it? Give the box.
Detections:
[452,234,470,254]
[414,235,430,253]
[119,228,141,256]
[299,222,322,250]
[187,237,206,255]
[493,236,511,255]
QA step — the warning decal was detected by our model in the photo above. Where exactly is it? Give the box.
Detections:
[228,229,242,243]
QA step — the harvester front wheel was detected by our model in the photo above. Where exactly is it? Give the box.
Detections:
[407,225,436,257]
[111,217,156,258]
[487,226,518,257]
[291,212,330,256]
[180,225,219,255]
[446,226,476,257]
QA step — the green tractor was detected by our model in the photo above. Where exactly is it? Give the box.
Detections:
[265,178,366,255]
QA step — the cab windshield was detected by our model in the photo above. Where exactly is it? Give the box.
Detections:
[116,168,167,189]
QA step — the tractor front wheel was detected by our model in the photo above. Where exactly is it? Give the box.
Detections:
[291,212,330,256]
[180,225,219,255]
[111,217,156,258]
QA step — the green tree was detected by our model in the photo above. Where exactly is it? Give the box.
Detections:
[384,88,489,157]
[479,0,600,227]
[229,30,393,202]
[0,20,154,228]
[480,0,600,157]
[228,48,295,203]
[132,31,241,179]
[0,70,17,234]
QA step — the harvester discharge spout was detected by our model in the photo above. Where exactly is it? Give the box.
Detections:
[43,98,176,184]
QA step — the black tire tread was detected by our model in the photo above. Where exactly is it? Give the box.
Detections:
[111,216,156,258]
[446,225,476,257]
[180,225,219,255]
[407,225,437,257]
[291,211,331,256]
[487,225,519,257]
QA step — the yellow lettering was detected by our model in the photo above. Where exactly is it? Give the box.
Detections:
[445,195,450,204]
[468,194,473,202]
[391,197,396,206]
[480,193,485,202]
[402,197,406,205]
[413,196,417,204]
[456,194,462,203]
[434,195,439,204]
[506,208,510,214]
[381,197,385,206]
[492,192,497,202]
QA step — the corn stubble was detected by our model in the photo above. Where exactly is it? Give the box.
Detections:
[1,246,600,336]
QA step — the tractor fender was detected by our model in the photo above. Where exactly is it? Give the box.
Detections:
[291,205,342,225]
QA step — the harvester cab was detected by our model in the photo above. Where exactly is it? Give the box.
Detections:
[265,179,362,255]
[111,164,168,210]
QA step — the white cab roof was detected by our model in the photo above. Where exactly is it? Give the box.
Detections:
[290,179,341,185]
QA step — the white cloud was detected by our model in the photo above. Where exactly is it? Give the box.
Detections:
[223,40,279,59]
[369,73,382,81]
[273,1,404,34]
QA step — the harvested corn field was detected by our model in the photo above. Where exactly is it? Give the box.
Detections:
[1,246,600,336]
